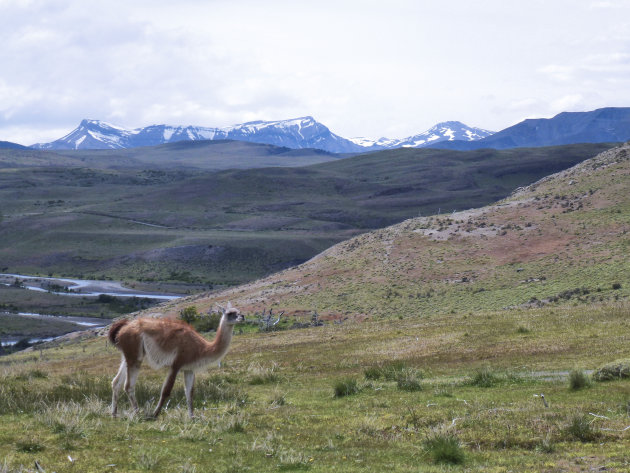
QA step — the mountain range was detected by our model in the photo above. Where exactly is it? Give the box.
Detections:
[433,107,630,150]
[19,107,630,153]
[31,117,492,153]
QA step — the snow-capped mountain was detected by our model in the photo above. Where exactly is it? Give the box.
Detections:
[31,117,494,153]
[348,121,494,150]
[32,117,365,154]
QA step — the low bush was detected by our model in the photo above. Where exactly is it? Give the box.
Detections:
[593,359,630,381]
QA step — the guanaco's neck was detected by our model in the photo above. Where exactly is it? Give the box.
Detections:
[203,317,234,361]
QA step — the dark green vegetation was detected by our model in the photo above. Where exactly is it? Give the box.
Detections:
[0,142,614,286]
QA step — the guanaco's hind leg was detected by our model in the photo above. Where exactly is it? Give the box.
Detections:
[124,362,142,413]
[153,368,179,418]
[184,370,195,418]
[111,358,126,417]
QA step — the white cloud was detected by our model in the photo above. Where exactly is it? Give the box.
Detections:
[1,0,630,144]
[551,94,585,113]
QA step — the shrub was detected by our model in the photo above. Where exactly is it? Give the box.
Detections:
[179,306,199,323]
[423,432,465,464]
[612,282,622,290]
[192,312,221,332]
[568,369,590,390]
[333,378,360,398]
[28,369,48,379]
[593,359,630,381]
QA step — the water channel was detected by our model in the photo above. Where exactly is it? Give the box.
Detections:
[0,273,184,348]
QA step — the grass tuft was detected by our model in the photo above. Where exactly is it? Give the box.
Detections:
[333,378,360,398]
[564,413,598,442]
[15,438,44,453]
[137,450,161,470]
[568,369,591,390]
[466,366,499,387]
[248,362,281,385]
[363,366,382,380]
[423,432,465,465]
[396,369,423,392]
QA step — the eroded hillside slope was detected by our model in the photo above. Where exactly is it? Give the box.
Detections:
[158,142,630,320]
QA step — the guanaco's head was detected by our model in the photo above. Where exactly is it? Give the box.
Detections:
[220,302,244,325]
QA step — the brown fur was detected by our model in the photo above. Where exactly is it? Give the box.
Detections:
[115,317,232,369]
[110,307,243,418]
[108,318,129,345]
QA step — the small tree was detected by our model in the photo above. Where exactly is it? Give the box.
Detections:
[179,306,199,323]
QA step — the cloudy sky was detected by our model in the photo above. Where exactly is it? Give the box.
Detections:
[1,0,629,145]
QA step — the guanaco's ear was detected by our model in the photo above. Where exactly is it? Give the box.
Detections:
[226,301,233,310]
[217,303,226,314]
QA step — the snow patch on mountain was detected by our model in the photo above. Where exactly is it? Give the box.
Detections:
[31,117,494,153]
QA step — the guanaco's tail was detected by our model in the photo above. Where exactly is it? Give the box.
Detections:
[108,319,129,345]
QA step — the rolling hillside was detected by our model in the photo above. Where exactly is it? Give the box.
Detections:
[0,139,341,171]
[162,141,630,318]
[0,143,614,285]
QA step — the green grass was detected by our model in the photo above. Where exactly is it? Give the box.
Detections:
[0,144,629,471]
[1,300,629,472]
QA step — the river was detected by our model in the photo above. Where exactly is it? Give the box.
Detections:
[0,273,183,300]
[0,273,185,349]
[0,311,111,347]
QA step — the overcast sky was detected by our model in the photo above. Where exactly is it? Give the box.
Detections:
[1,0,629,145]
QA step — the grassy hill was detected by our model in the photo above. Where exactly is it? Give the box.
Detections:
[0,144,629,472]
[0,143,615,286]
[142,142,630,317]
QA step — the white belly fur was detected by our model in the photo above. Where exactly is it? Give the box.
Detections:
[141,334,177,369]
